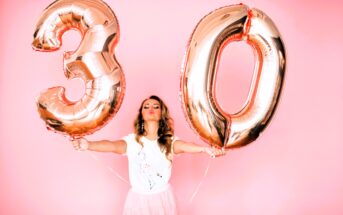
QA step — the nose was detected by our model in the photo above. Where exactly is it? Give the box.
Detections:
[148,107,155,112]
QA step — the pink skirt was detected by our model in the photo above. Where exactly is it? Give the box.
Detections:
[123,185,177,215]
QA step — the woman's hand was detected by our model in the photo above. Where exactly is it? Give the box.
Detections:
[71,138,89,151]
[203,146,226,158]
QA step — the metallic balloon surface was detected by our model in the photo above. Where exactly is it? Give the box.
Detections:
[32,0,125,138]
[181,4,286,149]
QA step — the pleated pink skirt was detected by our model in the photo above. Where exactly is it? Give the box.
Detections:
[123,185,177,215]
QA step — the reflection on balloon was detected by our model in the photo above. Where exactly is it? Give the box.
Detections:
[181,4,286,149]
[32,0,125,138]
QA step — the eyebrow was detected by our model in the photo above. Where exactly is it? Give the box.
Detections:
[144,102,160,106]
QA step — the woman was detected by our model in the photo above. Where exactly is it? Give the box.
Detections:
[72,95,225,214]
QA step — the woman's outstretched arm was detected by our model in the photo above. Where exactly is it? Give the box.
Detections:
[173,140,225,157]
[72,138,127,154]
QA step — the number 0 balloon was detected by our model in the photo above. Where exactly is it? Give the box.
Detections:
[32,0,125,138]
[181,4,286,149]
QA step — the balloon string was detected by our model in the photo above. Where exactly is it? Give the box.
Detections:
[189,157,212,204]
[87,151,130,185]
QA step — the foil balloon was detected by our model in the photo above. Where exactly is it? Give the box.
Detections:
[181,4,286,149]
[32,0,125,138]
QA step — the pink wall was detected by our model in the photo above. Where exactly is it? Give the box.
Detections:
[1,0,343,214]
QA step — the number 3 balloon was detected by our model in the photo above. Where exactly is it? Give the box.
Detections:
[181,4,286,149]
[32,0,125,138]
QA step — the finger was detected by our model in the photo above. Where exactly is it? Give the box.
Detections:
[72,142,81,150]
[207,148,215,158]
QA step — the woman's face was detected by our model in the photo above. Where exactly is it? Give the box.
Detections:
[141,99,162,122]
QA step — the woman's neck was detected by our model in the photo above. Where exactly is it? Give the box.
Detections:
[144,121,159,139]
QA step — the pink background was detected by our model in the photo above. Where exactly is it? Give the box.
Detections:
[1,0,343,214]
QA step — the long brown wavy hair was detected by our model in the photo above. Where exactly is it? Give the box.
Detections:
[134,95,174,159]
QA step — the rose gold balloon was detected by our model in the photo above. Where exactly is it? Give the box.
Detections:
[32,0,125,138]
[181,4,286,149]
